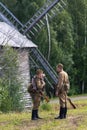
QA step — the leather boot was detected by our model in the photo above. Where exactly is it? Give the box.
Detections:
[36,109,42,119]
[64,107,67,118]
[31,110,38,120]
[55,107,64,119]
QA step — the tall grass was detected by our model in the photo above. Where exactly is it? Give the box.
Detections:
[0,99,87,130]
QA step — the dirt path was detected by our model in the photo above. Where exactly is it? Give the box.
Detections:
[50,95,87,104]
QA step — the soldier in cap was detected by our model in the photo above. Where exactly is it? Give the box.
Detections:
[55,63,70,119]
[30,69,46,120]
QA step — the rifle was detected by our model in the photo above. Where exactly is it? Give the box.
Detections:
[53,84,76,109]
[67,97,76,109]
[28,84,50,103]
[39,91,50,103]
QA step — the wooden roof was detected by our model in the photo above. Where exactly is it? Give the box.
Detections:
[0,22,37,48]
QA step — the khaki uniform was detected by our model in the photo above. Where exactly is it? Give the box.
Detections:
[57,70,70,108]
[30,77,45,110]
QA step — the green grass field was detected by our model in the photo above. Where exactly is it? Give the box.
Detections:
[0,99,87,130]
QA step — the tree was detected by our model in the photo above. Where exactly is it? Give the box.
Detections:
[68,0,87,93]
[0,46,23,112]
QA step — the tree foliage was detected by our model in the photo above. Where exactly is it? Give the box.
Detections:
[0,46,23,112]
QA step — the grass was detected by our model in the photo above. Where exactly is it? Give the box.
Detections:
[0,98,87,130]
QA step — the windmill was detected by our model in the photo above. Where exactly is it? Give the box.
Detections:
[0,0,66,107]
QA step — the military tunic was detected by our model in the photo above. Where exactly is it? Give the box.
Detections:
[30,76,45,110]
[56,70,70,108]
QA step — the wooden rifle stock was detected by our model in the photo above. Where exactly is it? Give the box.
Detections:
[67,97,76,109]
[39,91,50,103]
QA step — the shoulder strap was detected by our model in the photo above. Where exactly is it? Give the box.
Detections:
[63,74,66,83]
[32,77,37,90]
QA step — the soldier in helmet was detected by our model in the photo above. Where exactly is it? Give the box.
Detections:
[55,63,70,119]
[30,69,46,120]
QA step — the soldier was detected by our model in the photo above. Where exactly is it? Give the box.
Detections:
[55,63,70,119]
[30,69,46,120]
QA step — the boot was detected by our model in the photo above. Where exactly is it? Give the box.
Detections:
[55,107,64,119]
[31,110,38,120]
[64,107,67,118]
[36,109,42,119]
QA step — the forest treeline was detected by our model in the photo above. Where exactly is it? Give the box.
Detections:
[1,0,87,94]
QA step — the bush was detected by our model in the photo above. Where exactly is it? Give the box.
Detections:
[40,103,52,111]
[68,85,80,96]
[0,46,24,112]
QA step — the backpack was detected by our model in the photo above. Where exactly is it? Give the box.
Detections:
[27,77,37,93]
[27,83,34,93]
